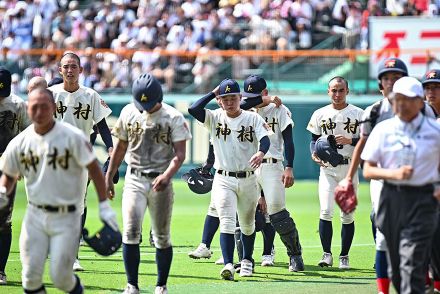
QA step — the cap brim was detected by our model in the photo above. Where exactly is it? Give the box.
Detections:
[0,87,11,97]
[241,91,261,98]
[218,92,241,97]
[422,79,440,85]
[133,98,155,111]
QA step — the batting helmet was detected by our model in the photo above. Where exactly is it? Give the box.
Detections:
[377,58,408,80]
[83,222,122,256]
[132,73,163,112]
[181,167,214,194]
[315,135,344,167]
[421,69,440,85]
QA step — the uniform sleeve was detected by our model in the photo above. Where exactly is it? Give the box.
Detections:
[111,108,128,141]
[19,101,31,130]
[279,105,294,132]
[171,113,192,142]
[91,91,112,124]
[203,109,215,131]
[0,139,21,178]
[71,131,96,167]
[254,114,270,141]
[360,106,373,137]
[306,110,321,135]
[360,126,382,163]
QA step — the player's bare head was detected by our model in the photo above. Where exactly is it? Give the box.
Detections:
[328,76,349,109]
[27,76,47,93]
[59,52,83,85]
[390,77,424,122]
[328,76,348,90]
[27,88,56,125]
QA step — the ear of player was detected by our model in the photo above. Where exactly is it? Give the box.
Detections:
[83,222,122,256]
[315,135,344,167]
[181,167,214,195]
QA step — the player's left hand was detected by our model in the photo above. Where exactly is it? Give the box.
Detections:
[105,179,115,200]
[258,196,267,214]
[249,151,264,169]
[334,135,352,145]
[99,200,119,231]
[152,174,170,192]
[282,167,294,188]
[434,185,440,202]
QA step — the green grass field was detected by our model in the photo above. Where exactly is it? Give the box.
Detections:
[2,180,382,293]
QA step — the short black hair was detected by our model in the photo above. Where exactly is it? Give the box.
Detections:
[328,76,349,89]
[60,52,81,66]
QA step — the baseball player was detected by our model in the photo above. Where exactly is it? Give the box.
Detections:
[362,76,440,294]
[105,73,191,294]
[0,67,30,285]
[339,58,435,294]
[48,52,113,271]
[0,88,119,293]
[307,76,364,269]
[242,75,304,272]
[421,69,440,293]
[188,78,270,280]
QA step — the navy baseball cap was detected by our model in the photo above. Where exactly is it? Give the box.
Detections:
[242,75,267,98]
[132,73,163,111]
[218,79,241,97]
[0,67,12,97]
[421,69,440,85]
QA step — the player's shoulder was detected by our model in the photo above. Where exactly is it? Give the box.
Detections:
[424,116,440,133]
[161,102,185,117]
[47,83,65,94]
[8,93,26,104]
[57,121,88,140]
[311,104,332,116]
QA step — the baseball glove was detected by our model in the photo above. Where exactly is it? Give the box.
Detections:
[334,179,357,214]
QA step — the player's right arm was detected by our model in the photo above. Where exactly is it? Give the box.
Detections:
[105,139,128,200]
[344,135,367,182]
[188,86,219,122]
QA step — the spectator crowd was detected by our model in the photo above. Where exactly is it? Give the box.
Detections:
[1,0,439,93]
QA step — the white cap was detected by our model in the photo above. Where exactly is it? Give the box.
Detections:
[392,76,424,98]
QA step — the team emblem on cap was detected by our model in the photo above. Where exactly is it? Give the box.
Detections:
[427,71,436,79]
[385,59,396,68]
[247,85,253,91]
[225,85,231,93]
[0,83,3,89]
[141,94,148,102]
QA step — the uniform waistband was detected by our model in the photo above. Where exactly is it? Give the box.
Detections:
[262,158,278,164]
[339,158,350,165]
[384,182,434,192]
[217,170,254,178]
[130,167,160,178]
[29,202,76,213]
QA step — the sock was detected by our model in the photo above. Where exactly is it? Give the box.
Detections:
[122,243,140,288]
[241,231,256,261]
[340,222,354,256]
[370,210,377,242]
[220,233,235,264]
[375,250,388,278]
[261,223,276,255]
[0,232,12,272]
[156,246,173,287]
[69,275,83,294]
[201,215,219,248]
[319,219,332,253]
[377,278,390,294]
[434,281,440,290]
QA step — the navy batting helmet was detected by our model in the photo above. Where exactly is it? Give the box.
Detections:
[83,222,122,256]
[421,69,440,85]
[181,167,214,194]
[315,135,344,167]
[377,58,408,80]
[132,73,163,112]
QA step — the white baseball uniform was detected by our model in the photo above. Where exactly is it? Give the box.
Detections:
[112,103,191,248]
[307,104,364,223]
[204,108,269,235]
[0,121,95,292]
[48,83,112,212]
[254,104,293,215]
